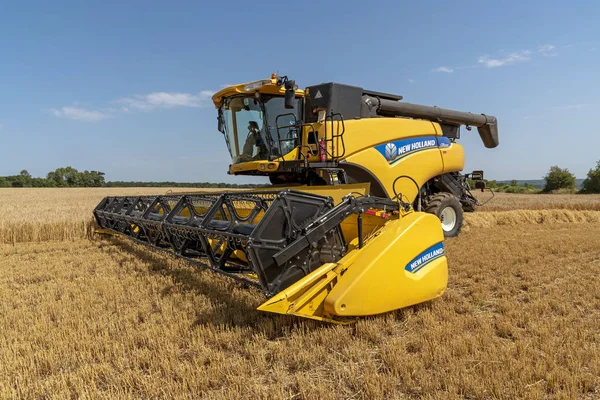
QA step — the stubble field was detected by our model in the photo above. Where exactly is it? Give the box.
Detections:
[0,188,598,399]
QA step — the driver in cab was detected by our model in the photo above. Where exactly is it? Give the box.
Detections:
[238,121,268,162]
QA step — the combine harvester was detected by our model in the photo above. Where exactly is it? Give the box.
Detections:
[94,75,498,323]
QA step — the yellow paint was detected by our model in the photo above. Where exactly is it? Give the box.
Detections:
[257,262,346,323]
[324,213,447,316]
[344,146,443,202]
[257,211,447,321]
[333,118,439,157]
[440,142,465,173]
[230,160,280,174]
[212,77,305,108]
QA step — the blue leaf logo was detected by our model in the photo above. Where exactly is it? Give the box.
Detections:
[385,143,397,161]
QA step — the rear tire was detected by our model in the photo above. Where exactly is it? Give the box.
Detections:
[424,193,464,238]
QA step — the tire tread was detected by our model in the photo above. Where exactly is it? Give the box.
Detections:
[424,192,464,238]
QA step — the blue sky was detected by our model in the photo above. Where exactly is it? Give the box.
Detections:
[0,1,598,182]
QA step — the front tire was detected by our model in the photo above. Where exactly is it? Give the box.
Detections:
[424,193,464,238]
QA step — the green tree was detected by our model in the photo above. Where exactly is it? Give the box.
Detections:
[0,177,10,187]
[31,177,53,187]
[47,168,65,187]
[14,170,33,187]
[47,166,82,187]
[510,179,518,186]
[63,166,81,186]
[543,165,576,193]
[80,170,106,187]
[580,160,600,194]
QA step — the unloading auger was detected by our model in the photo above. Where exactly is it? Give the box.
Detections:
[95,74,499,322]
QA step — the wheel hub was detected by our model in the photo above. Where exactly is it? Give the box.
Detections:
[440,207,457,232]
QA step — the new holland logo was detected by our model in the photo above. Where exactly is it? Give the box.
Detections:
[405,242,445,274]
[385,143,397,161]
[314,90,323,99]
[375,136,439,164]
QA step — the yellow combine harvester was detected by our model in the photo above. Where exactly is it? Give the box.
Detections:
[94,74,498,323]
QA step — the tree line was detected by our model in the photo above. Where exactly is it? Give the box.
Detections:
[0,167,263,189]
[0,167,106,188]
[473,160,600,194]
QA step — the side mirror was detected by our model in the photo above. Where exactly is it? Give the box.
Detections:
[284,80,296,109]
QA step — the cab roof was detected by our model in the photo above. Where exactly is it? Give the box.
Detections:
[211,77,305,108]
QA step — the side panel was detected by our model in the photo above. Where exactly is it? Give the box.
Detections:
[437,136,465,173]
[324,212,448,316]
[347,147,443,203]
[341,118,441,156]
[343,143,444,202]
[338,118,447,201]
[302,118,442,165]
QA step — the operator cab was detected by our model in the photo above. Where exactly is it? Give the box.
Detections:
[213,77,405,180]
[218,91,302,164]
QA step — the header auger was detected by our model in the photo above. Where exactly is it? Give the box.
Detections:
[94,74,499,323]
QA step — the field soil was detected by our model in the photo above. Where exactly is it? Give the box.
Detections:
[0,188,598,399]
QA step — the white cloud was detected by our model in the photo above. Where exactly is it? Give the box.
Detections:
[438,44,559,73]
[408,79,415,83]
[117,90,215,112]
[538,44,558,57]
[478,50,531,68]
[49,106,111,122]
